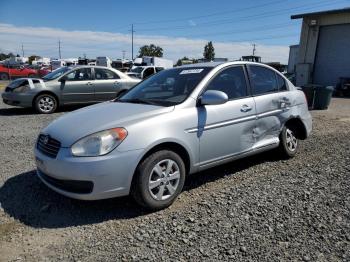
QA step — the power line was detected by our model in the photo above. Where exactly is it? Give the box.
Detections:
[135,0,341,32]
[133,0,284,25]
[181,22,295,39]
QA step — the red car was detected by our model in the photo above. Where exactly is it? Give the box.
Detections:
[37,66,51,77]
[0,65,38,80]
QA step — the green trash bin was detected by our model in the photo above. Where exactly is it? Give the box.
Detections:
[302,84,320,109]
[314,86,334,110]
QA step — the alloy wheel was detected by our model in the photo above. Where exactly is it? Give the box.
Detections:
[148,159,180,201]
[38,96,55,113]
[286,128,298,152]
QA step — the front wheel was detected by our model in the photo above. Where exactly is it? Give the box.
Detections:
[132,150,186,210]
[34,94,58,114]
[278,126,299,158]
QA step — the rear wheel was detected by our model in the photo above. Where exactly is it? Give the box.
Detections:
[0,73,9,80]
[132,150,186,210]
[34,94,57,114]
[278,126,299,158]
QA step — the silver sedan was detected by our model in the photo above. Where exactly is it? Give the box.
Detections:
[2,66,140,113]
[34,61,312,210]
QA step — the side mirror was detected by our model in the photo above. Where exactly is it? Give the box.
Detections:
[199,90,228,106]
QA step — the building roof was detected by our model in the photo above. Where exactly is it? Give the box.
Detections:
[291,7,350,19]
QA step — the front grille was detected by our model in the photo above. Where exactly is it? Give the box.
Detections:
[37,134,61,158]
[38,170,94,194]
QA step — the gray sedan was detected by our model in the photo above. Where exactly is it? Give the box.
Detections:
[34,62,312,210]
[2,66,140,113]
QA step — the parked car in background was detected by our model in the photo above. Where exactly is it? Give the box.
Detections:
[34,62,312,210]
[127,66,164,79]
[0,64,38,80]
[2,66,140,113]
[28,65,51,77]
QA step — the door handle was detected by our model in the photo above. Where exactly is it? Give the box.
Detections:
[241,104,252,112]
[86,82,92,86]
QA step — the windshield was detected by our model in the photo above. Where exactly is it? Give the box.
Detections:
[118,67,213,106]
[42,67,71,81]
[130,67,144,73]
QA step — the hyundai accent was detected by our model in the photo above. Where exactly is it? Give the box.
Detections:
[34,62,312,210]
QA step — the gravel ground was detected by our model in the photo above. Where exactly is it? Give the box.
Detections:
[0,98,349,261]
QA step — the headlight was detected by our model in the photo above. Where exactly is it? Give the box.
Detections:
[71,128,128,157]
[13,85,31,93]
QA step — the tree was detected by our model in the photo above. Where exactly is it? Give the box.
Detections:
[175,56,189,66]
[203,41,215,61]
[0,52,15,61]
[138,44,163,57]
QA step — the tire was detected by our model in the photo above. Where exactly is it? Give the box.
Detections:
[0,73,9,81]
[277,126,299,158]
[34,94,58,114]
[132,150,186,210]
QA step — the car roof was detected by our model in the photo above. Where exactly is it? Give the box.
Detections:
[177,61,268,69]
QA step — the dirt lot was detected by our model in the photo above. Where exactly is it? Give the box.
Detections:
[0,98,349,261]
[0,81,9,91]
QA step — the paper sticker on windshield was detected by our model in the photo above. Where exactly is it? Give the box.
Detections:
[180,69,204,75]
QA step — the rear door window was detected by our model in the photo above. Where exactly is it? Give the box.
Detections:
[94,68,120,80]
[276,73,288,91]
[249,65,278,95]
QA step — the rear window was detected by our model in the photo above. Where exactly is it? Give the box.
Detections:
[8,79,27,88]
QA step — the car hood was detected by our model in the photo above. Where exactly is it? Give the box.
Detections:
[42,102,174,147]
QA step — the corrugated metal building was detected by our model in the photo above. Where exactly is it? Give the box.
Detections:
[291,8,350,87]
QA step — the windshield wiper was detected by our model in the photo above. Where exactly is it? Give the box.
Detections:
[117,98,160,106]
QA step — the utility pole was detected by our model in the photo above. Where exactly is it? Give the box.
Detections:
[122,50,126,60]
[252,43,256,56]
[130,24,135,60]
[58,39,62,59]
[21,43,24,57]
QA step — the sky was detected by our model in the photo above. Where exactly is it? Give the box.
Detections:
[0,0,349,63]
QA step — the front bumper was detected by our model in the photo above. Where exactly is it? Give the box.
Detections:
[34,146,144,200]
[2,92,34,107]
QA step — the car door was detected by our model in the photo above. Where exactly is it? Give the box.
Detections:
[142,67,156,79]
[247,65,291,146]
[93,68,123,101]
[60,67,94,104]
[198,65,256,167]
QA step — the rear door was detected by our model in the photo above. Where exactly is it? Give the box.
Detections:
[247,65,290,147]
[61,67,94,104]
[93,68,123,101]
[198,65,256,166]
